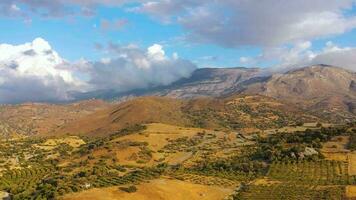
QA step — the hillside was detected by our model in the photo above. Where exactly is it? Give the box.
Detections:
[154,67,262,98]
[75,67,264,100]
[70,65,356,122]
[0,99,111,137]
[99,65,355,122]
[55,97,188,137]
[244,65,356,121]
[55,95,316,137]
[142,65,355,122]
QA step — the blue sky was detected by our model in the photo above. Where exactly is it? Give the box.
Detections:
[0,8,260,68]
[0,0,355,103]
[0,1,355,68]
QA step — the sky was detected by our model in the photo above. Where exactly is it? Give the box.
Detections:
[0,0,356,103]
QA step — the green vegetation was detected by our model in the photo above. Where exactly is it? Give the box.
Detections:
[348,126,356,150]
[118,185,137,193]
[234,160,353,199]
[0,122,353,199]
[253,126,347,162]
[111,124,147,138]
[183,97,310,130]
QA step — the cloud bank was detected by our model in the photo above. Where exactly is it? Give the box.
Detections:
[84,42,196,92]
[135,0,356,47]
[0,38,196,103]
[4,0,356,47]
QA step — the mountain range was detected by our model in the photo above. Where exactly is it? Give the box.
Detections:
[0,64,354,137]
[104,64,356,122]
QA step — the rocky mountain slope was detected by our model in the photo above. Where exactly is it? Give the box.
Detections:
[73,64,355,122]
[138,65,355,122]
[152,67,263,98]
[0,65,354,138]
[243,65,356,121]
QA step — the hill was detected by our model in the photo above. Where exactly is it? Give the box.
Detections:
[55,95,316,137]
[144,65,355,122]
[55,97,188,137]
[0,99,111,138]
[71,65,355,122]
[92,65,354,122]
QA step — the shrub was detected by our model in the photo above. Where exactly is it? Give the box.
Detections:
[119,185,137,193]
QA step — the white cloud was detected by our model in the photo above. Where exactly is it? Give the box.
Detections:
[0,38,196,103]
[241,41,356,72]
[0,38,87,103]
[310,43,356,71]
[147,44,166,61]
[1,1,355,48]
[10,4,20,12]
[134,0,356,47]
[0,0,139,18]
[85,43,196,91]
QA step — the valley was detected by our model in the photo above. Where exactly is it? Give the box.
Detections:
[0,65,354,200]
[0,119,355,199]
[1,1,356,199]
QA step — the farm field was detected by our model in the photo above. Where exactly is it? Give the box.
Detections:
[61,178,233,200]
[238,160,353,199]
[0,121,354,199]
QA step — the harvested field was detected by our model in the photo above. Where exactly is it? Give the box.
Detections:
[62,178,233,200]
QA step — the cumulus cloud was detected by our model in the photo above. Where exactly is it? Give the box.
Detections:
[134,0,356,47]
[83,42,196,92]
[0,38,87,103]
[0,38,196,103]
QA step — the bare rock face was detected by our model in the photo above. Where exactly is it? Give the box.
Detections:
[155,67,263,98]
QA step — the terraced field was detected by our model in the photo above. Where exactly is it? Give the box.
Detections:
[238,160,355,199]
[167,171,239,187]
[0,167,52,199]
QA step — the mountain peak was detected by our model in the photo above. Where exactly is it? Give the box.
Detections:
[287,64,350,74]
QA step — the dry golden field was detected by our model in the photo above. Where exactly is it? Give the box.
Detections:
[61,178,233,200]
